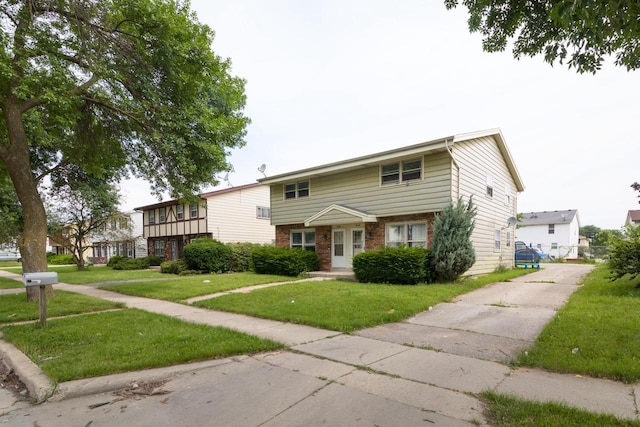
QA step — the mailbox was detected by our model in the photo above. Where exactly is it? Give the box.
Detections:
[23,272,58,287]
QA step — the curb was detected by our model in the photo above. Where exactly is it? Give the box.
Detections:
[0,332,55,403]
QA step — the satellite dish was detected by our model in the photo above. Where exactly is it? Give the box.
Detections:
[257,164,267,177]
[507,216,517,227]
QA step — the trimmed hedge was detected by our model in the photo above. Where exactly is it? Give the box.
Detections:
[106,255,126,268]
[111,257,151,270]
[145,255,164,267]
[352,247,432,285]
[47,254,74,265]
[183,238,233,273]
[252,247,319,276]
[160,259,190,274]
[228,243,263,272]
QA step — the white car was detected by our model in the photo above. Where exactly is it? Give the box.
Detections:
[0,252,21,262]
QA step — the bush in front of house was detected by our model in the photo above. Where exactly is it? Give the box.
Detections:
[106,255,127,268]
[145,255,164,266]
[430,196,477,282]
[183,238,233,273]
[111,257,150,270]
[352,246,431,285]
[47,254,75,265]
[228,243,264,272]
[160,259,189,274]
[251,246,319,276]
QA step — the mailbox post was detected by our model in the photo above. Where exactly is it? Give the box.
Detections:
[23,272,58,328]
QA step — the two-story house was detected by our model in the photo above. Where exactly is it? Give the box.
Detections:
[135,183,274,261]
[625,210,640,227]
[259,129,525,275]
[91,211,147,264]
[515,209,581,259]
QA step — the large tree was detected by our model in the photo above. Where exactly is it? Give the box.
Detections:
[0,0,249,277]
[444,0,640,73]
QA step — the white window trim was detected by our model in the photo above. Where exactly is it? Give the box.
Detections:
[494,229,501,251]
[284,181,310,200]
[256,206,270,219]
[380,158,423,186]
[148,210,155,225]
[290,229,316,251]
[486,174,494,198]
[384,221,428,248]
[177,205,184,220]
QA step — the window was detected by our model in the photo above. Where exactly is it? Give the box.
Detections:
[385,223,427,248]
[548,224,555,234]
[159,207,166,223]
[154,240,165,257]
[177,205,184,220]
[381,158,422,185]
[506,231,511,247]
[190,203,198,218]
[111,219,118,230]
[494,230,501,250]
[486,175,494,198]
[149,210,155,225]
[284,181,309,199]
[291,230,316,251]
[504,183,511,205]
[256,206,270,219]
[551,242,558,249]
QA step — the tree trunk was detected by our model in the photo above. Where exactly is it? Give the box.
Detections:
[1,99,54,301]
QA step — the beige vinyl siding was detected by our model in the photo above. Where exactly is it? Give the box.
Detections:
[270,151,453,225]
[208,185,274,244]
[453,136,519,274]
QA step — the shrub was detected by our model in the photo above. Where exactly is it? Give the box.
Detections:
[179,269,200,276]
[183,238,233,273]
[430,196,477,282]
[352,247,431,285]
[111,257,150,270]
[145,255,164,266]
[252,247,319,276]
[107,255,127,268]
[160,259,189,275]
[608,225,640,281]
[227,243,263,272]
[47,254,74,265]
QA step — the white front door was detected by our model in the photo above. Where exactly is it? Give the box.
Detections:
[331,229,346,268]
[352,229,364,259]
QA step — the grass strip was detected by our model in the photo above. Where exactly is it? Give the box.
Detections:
[1,308,283,383]
[194,268,534,333]
[0,291,124,324]
[101,272,298,301]
[481,391,640,426]
[518,265,640,382]
[0,277,22,290]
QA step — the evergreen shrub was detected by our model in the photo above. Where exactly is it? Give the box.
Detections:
[352,246,431,285]
[251,247,319,276]
[183,238,233,273]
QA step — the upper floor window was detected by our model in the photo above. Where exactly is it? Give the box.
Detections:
[284,181,309,200]
[256,206,270,219]
[149,210,155,225]
[486,175,494,198]
[381,158,422,185]
[291,230,315,251]
[548,224,555,234]
[504,183,511,205]
[385,222,427,248]
[159,207,166,223]
[177,205,184,220]
[190,203,198,218]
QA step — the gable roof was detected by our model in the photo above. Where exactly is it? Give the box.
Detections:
[304,204,377,227]
[258,129,524,192]
[133,183,261,211]
[519,210,579,226]
[627,210,640,223]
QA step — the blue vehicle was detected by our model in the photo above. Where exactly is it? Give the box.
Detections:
[514,241,540,263]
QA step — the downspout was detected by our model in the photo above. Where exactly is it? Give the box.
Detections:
[444,138,460,198]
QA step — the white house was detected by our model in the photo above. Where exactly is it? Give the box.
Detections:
[515,210,581,259]
[135,183,274,261]
[259,129,525,275]
[91,211,147,263]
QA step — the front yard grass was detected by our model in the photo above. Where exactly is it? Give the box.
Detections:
[481,391,640,426]
[518,265,640,383]
[101,272,298,301]
[194,268,534,333]
[1,308,283,383]
[1,265,167,284]
[0,277,22,289]
[0,291,124,324]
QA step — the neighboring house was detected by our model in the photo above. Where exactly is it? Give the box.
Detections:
[90,211,147,264]
[135,183,274,261]
[259,129,524,275]
[515,209,581,259]
[49,225,93,262]
[625,210,640,227]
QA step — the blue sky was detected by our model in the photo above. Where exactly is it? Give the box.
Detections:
[121,1,640,229]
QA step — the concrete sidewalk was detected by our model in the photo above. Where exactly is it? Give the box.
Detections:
[1,265,639,426]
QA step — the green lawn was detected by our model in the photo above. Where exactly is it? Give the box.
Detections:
[101,272,298,301]
[194,269,534,333]
[518,265,640,383]
[1,308,283,383]
[3,265,167,284]
[0,291,124,323]
[0,277,22,289]
[481,391,640,426]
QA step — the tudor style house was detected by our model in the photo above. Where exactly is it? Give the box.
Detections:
[515,209,581,259]
[135,183,274,261]
[259,129,525,275]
